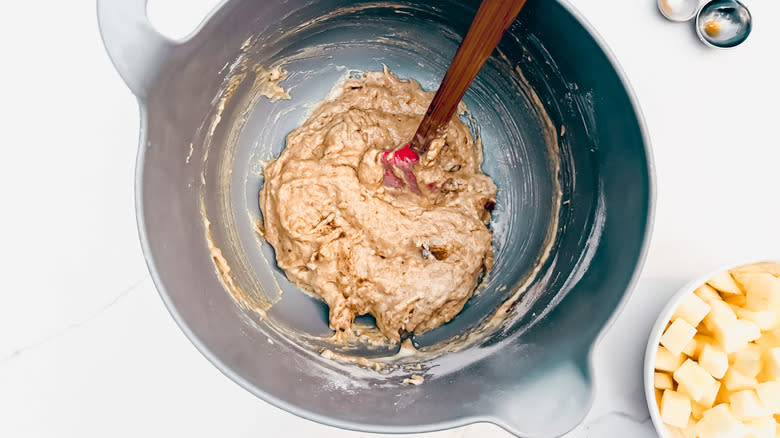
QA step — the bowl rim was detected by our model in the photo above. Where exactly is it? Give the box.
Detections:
[644,257,780,437]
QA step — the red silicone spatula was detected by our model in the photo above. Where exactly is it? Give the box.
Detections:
[382,0,527,192]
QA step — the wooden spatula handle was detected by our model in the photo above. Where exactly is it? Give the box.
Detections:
[409,0,527,155]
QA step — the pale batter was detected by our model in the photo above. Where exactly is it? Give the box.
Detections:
[260,69,497,341]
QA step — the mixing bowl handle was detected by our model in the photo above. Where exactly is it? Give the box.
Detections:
[489,353,594,437]
[96,0,177,99]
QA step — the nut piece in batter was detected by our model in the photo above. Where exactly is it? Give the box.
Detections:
[260,69,497,341]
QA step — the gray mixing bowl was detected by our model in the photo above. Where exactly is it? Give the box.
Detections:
[98,0,654,436]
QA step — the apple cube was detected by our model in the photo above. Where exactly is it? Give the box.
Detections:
[693,334,715,358]
[663,319,698,356]
[708,271,743,295]
[712,299,739,318]
[742,321,762,342]
[674,293,712,327]
[734,306,780,331]
[730,389,769,420]
[724,294,748,307]
[723,367,758,391]
[661,389,692,428]
[699,344,729,379]
[705,310,750,354]
[743,416,776,438]
[674,359,718,401]
[731,262,780,277]
[691,401,707,419]
[715,384,734,405]
[697,321,714,337]
[715,322,750,354]
[664,425,686,438]
[655,372,675,390]
[761,348,780,381]
[680,417,698,438]
[732,344,762,378]
[698,380,722,408]
[756,381,780,414]
[742,273,780,312]
[704,300,739,330]
[683,338,697,356]
[696,283,724,303]
[755,332,780,355]
[679,381,720,408]
[657,345,686,372]
[696,404,746,438]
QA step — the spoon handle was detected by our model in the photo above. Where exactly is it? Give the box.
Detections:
[409,0,527,155]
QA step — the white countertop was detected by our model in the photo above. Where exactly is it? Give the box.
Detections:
[2,1,778,437]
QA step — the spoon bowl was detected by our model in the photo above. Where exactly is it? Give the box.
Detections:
[696,0,752,48]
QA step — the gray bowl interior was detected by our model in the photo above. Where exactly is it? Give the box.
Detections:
[131,0,652,436]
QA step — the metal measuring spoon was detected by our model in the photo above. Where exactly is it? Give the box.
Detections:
[658,0,701,22]
[696,0,752,48]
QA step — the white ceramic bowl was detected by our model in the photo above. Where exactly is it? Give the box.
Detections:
[644,258,780,437]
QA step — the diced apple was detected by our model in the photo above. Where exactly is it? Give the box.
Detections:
[723,367,759,391]
[731,262,780,277]
[697,321,714,337]
[693,334,715,358]
[732,344,762,378]
[715,384,734,405]
[696,283,724,303]
[674,293,712,327]
[703,300,739,329]
[742,273,780,312]
[730,389,769,420]
[691,401,706,419]
[661,389,692,428]
[715,321,750,354]
[655,372,675,390]
[665,425,686,438]
[755,332,780,355]
[708,271,743,295]
[679,417,697,438]
[756,381,780,414]
[743,321,762,342]
[683,338,697,356]
[696,404,746,438]
[724,294,748,307]
[707,300,739,322]
[677,382,693,398]
[679,380,721,408]
[734,306,780,331]
[657,345,687,372]
[760,348,780,381]
[663,319,698,356]
[674,359,718,400]
[743,416,776,438]
[698,380,722,408]
[700,344,729,379]
[705,307,750,353]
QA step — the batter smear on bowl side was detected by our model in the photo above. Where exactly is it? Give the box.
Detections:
[260,69,497,341]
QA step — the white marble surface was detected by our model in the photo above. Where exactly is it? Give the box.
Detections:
[1,0,778,437]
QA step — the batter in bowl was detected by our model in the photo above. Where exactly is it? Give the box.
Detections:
[260,69,497,341]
